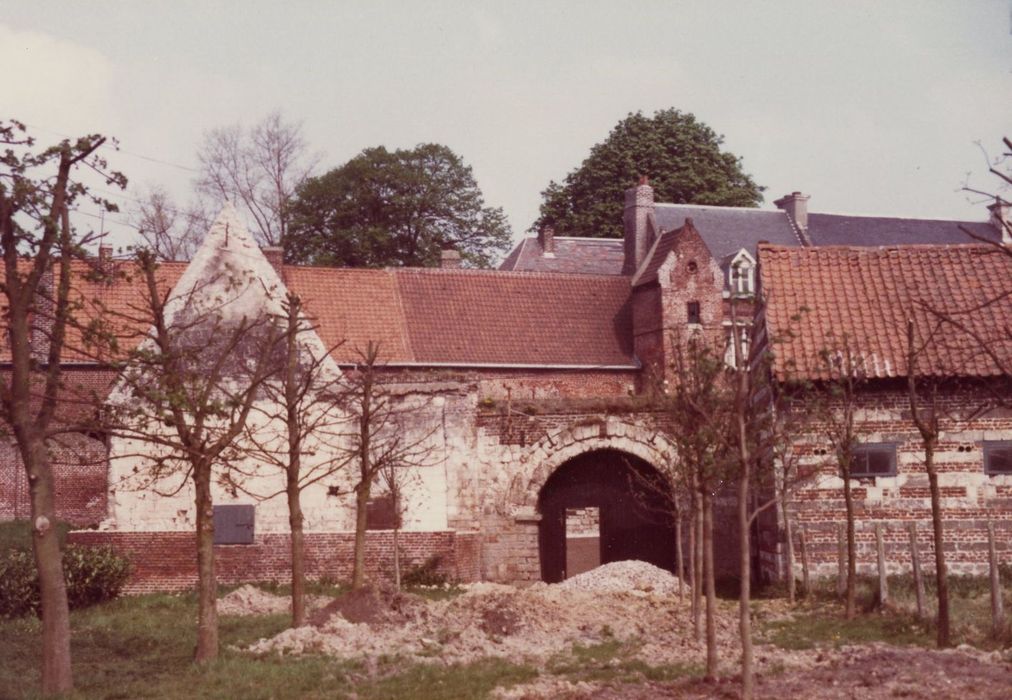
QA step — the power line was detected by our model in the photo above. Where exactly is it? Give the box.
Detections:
[21,122,199,173]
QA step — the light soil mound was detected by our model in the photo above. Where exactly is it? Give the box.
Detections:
[218,584,331,617]
[557,560,681,596]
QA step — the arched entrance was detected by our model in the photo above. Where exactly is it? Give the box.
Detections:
[537,449,677,583]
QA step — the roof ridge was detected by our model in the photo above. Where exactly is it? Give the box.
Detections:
[655,202,784,214]
[809,210,989,224]
[391,266,630,281]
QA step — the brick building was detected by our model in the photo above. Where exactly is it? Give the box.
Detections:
[2,183,1009,592]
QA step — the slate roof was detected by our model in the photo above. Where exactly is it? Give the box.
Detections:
[806,213,999,247]
[654,204,803,261]
[286,266,636,367]
[758,244,1012,382]
[499,236,625,276]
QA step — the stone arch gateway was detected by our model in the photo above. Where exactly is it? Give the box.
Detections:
[536,448,678,583]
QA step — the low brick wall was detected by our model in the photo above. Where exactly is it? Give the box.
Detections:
[67,529,482,594]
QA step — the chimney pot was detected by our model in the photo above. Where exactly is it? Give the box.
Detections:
[622,178,656,275]
[987,198,1011,244]
[538,225,556,256]
[774,191,810,233]
[440,248,462,269]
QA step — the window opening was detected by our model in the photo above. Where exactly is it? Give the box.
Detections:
[213,504,255,544]
[848,443,897,478]
[687,301,701,324]
[984,441,1012,475]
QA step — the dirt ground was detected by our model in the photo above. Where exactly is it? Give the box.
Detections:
[232,562,1012,698]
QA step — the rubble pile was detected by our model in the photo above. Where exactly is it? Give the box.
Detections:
[218,584,331,617]
[247,561,743,669]
[558,560,682,596]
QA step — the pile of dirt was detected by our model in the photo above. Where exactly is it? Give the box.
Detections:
[247,561,752,670]
[218,584,331,617]
[557,560,681,596]
[308,585,426,626]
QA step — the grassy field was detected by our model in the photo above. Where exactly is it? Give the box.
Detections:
[1,573,1008,700]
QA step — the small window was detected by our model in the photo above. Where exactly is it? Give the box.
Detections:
[366,494,401,530]
[724,326,750,368]
[687,301,701,324]
[984,441,1012,475]
[687,260,698,273]
[729,263,753,296]
[213,504,255,544]
[847,443,897,478]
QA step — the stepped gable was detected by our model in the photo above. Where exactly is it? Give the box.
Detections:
[758,243,1012,381]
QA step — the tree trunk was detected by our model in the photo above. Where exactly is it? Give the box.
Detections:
[924,444,950,647]
[287,483,306,627]
[691,493,702,641]
[702,489,718,682]
[352,483,371,590]
[738,458,753,699]
[987,522,1005,638]
[194,469,219,662]
[782,500,796,605]
[836,523,847,598]
[675,509,684,601]
[27,443,73,693]
[908,522,926,621]
[393,525,401,590]
[799,525,810,598]
[843,477,857,619]
[875,523,888,608]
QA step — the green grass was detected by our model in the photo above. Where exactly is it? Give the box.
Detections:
[757,572,1012,651]
[0,589,529,700]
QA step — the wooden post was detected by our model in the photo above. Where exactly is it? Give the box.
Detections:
[987,522,1006,638]
[836,523,847,597]
[799,525,811,598]
[908,521,926,620]
[876,523,888,608]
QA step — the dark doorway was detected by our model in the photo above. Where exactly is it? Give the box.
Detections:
[538,449,677,583]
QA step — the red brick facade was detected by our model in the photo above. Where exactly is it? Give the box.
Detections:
[67,529,482,594]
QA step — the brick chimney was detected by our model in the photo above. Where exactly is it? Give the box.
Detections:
[988,198,1011,244]
[538,225,556,256]
[622,175,655,276]
[774,191,810,235]
[261,246,285,278]
[440,249,462,269]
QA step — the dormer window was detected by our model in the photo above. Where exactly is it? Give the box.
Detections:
[727,249,756,297]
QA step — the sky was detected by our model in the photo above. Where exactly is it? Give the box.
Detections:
[2,1,1010,255]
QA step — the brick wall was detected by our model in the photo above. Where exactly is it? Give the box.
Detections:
[771,380,1012,579]
[67,529,482,594]
[1,434,108,526]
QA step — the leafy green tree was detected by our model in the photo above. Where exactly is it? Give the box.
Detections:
[287,144,512,268]
[533,109,764,237]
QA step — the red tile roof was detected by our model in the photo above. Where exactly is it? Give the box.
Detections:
[759,244,1012,381]
[284,266,636,367]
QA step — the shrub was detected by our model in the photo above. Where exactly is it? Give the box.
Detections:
[403,554,449,587]
[0,544,130,618]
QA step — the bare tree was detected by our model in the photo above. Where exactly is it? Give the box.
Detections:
[338,342,438,590]
[131,185,207,261]
[660,331,735,682]
[905,318,952,647]
[197,111,318,247]
[0,120,124,693]
[104,248,284,662]
[818,335,866,620]
[230,293,348,626]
